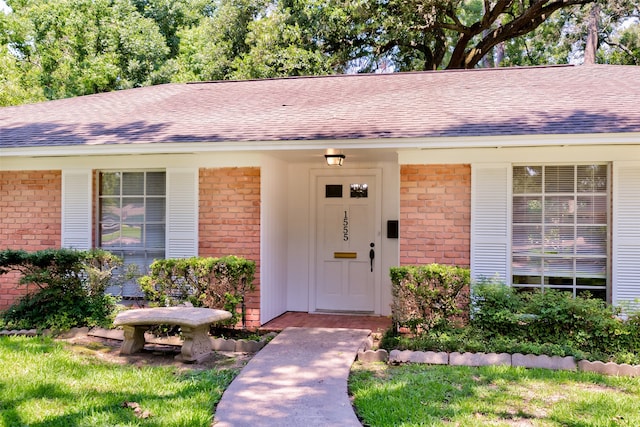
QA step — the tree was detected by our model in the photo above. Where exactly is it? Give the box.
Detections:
[605,21,640,65]
[1,0,638,107]
[130,0,210,57]
[229,0,358,78]
[171,0,267,82]
[501,0,639,66]
[2,0,170,100]
[347,0,613,70]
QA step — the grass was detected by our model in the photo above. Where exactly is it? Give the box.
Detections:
[0,336,238,427]
[350,362,640,427]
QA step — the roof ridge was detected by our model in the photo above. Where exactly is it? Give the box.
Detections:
[185,64,577,85]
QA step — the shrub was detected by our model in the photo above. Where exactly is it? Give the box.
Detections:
[415,280,640,364]
[390,264,470,334]
[0,248,123,332]
[470,279,526,339]
[138,255,255,327]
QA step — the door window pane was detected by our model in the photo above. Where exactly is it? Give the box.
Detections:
[350,183,368,198]
[325,185,343,198]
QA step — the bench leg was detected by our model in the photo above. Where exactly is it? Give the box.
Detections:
[120,325,148,355]
[178,324,212,363]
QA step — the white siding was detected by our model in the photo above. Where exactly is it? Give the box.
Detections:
[61,169,92,250]
[260,158,288,324]
[612,162,640,311]
[166,168,198,258]
[471,164,511,283]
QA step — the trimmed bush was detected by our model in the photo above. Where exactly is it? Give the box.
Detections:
[0,248,123,332]
[138,255,255,327]
[383,278,640,364]
[390,264,470,333]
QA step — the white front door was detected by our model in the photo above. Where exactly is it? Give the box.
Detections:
[315,172,380,312]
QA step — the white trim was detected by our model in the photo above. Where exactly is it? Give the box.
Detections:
[470,163,512,283]
[3,132,639,158]
[165,168,199,258]
[398,144,640,165]
[61,169,92,250]
[612,161,640,311]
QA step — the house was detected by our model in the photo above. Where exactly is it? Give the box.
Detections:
[1,64,639,328]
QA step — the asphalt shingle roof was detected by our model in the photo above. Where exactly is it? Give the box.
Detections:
[1,64,639,150]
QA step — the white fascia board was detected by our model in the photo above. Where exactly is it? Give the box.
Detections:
[2,132,639,158]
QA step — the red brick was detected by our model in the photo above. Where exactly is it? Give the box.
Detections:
[400,164,470,267]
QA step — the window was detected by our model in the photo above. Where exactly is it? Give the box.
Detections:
[99,171,166,296]
[511,165,608,299]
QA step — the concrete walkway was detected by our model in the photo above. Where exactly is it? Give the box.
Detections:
[213,327,371,426]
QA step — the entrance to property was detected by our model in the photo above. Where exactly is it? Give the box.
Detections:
[314,171,381,312]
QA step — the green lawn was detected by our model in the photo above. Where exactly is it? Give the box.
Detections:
[0,336,238,427]
[350,362,640,427]
[5,335,640,427]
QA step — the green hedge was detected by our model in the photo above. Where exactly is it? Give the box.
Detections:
[390,264,471,333]
[382,280,640,364]
[138,255,255,327]
[0,248,123,332]
[471,281,640,363]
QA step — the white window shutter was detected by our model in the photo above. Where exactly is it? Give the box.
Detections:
[61,169,92,250]
[471,164,511,283]
[612,162,640,311]
[166,168,198,258]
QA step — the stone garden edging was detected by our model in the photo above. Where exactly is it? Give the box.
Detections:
[0,328,38,337]
[356,348,640,377]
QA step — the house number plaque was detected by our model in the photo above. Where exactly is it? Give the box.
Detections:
[343,210,349,241]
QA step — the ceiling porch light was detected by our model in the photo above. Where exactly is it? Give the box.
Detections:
[324,153,345,166]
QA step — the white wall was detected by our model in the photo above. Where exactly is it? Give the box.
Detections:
[285,160,399,316]
[259,155,290,324]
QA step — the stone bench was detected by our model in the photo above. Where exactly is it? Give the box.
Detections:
[113,307,232,363]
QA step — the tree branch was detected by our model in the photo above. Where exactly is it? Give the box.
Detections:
[449,0,596,68]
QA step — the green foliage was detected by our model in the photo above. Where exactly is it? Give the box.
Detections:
[604,20,640,65]
[2,0,170,101]
[5,0,637,106]
[390,264,470,333]
[385,279,640,364]
[471,282,638,360]
[0,248,123,332]
[138,255,256,326]
[469,279,526,336]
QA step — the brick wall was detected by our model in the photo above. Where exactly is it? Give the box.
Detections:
[199,167,261,329]
[400,164,471,267]
[0,170,62,309]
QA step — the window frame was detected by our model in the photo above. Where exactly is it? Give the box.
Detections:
[96,169,166,297]
[510,163,611,300]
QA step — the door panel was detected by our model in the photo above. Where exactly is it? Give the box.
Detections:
[316,175,377,312]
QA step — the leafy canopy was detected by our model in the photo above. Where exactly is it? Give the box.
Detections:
[1,0,638,106]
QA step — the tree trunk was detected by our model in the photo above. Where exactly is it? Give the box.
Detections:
[584,4,600,65]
